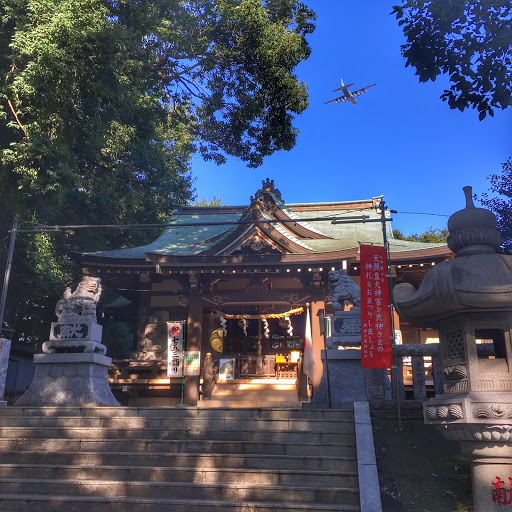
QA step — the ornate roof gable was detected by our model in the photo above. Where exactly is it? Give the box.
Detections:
[204,179,332,256]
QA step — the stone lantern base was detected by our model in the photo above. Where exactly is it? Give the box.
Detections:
[15,352,119,407]
[461,442,512,510]
[425,393,512,511]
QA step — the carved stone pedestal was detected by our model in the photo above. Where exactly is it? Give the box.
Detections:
[464,445,512,511]
[425,393,512,511]
[311,349,391,405]
[15,353,119,406]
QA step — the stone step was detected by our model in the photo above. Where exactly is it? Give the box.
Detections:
[0,405,363,511]
[215,378,296,385]
[0,451,357,472]
[0,464,359,488]
[212,388,297,401]
[0,426,354,444]
[2,406,353,420]
[0,479,359,505]
[199,399,302,408]
[0,438,355,457]
[0,494,360,512]
[0,417,353,433]
[213,383,297,392]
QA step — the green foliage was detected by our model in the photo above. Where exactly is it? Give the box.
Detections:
[0,0,315,344]
[393,227,449,243]
[101,319,134,359]
[392,0,512,119]
[192,195,228,206]
[479,157,512,251]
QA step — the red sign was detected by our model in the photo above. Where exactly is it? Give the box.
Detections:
[360,245,393,369]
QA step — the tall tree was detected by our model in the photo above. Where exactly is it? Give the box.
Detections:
[393,227,449,243]
[479,158,512,251]
[192,195,228,206]
[392,0,512,119]
[0,0,316,343]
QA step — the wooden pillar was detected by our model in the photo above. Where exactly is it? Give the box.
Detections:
[310,301,325,395]
[184,295,202,406]
[393,309,401,331]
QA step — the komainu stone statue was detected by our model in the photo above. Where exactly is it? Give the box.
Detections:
[329,269,361,310]
[16,274,119,406]
[43,276,106,355]
[55,276,102,323]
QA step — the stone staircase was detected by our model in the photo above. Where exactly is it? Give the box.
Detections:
[201,378,301,408]
[0,406,360,511]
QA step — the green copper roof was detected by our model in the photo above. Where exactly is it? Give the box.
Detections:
[85,210,242,259]
[80,178,448,264]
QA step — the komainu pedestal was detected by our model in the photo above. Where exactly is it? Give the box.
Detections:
[15,277,119,407]
[311,270,390,405]
[15,352,118,406]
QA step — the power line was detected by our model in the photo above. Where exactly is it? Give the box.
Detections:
[11,214,392,233]
[396,211,450,217]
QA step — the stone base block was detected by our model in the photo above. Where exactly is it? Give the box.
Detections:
[471,457,512,511]
[15,353,119,406]
[311,349,391,404]
[42,340,107,355]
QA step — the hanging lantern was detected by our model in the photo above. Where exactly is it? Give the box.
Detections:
[262,318,270,338]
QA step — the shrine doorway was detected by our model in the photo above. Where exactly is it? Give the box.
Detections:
[206,305,305,379]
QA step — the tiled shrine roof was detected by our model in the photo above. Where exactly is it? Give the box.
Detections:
[78,185,448,265]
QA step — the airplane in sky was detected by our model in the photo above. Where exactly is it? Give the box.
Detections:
[324,78,376,105]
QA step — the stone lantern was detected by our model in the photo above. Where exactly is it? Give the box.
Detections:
[393,187,512,511]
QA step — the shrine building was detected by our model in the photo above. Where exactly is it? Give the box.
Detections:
[75,179,452,406]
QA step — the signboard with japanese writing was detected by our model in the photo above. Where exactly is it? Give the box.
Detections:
[51,323,89,340]
[183,351,201,376]
[167,321,185,377]
[360,245,393,369]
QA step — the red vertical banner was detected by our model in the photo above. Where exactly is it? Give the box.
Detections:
[360,245,393,369]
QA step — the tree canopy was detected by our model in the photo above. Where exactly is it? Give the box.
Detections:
[392,0,512,119]
[0,0,316,344]
[192,195,228,206]
[393,227,449,243]
[478,158,512,251]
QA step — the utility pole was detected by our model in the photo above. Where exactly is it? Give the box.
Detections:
[379,201,401,428]
[0,216,19,338]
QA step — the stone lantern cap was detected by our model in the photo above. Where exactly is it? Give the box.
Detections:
[393,186,512,325]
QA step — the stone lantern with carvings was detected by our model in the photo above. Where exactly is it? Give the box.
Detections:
[393,187,512,511]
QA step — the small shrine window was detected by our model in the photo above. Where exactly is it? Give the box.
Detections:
[475,328,507,359]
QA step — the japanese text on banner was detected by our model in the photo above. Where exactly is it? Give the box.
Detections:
[167,321,185,377]
[360,245,393,369]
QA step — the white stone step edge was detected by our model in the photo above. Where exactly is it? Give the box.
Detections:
[354,401,382,512]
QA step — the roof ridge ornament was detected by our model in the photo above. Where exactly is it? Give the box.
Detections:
[447,185,501,255]
[249,178,283,212]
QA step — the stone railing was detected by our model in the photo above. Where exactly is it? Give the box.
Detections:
[390,343,495,402]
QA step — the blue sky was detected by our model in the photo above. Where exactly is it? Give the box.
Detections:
[190,1,511,235]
